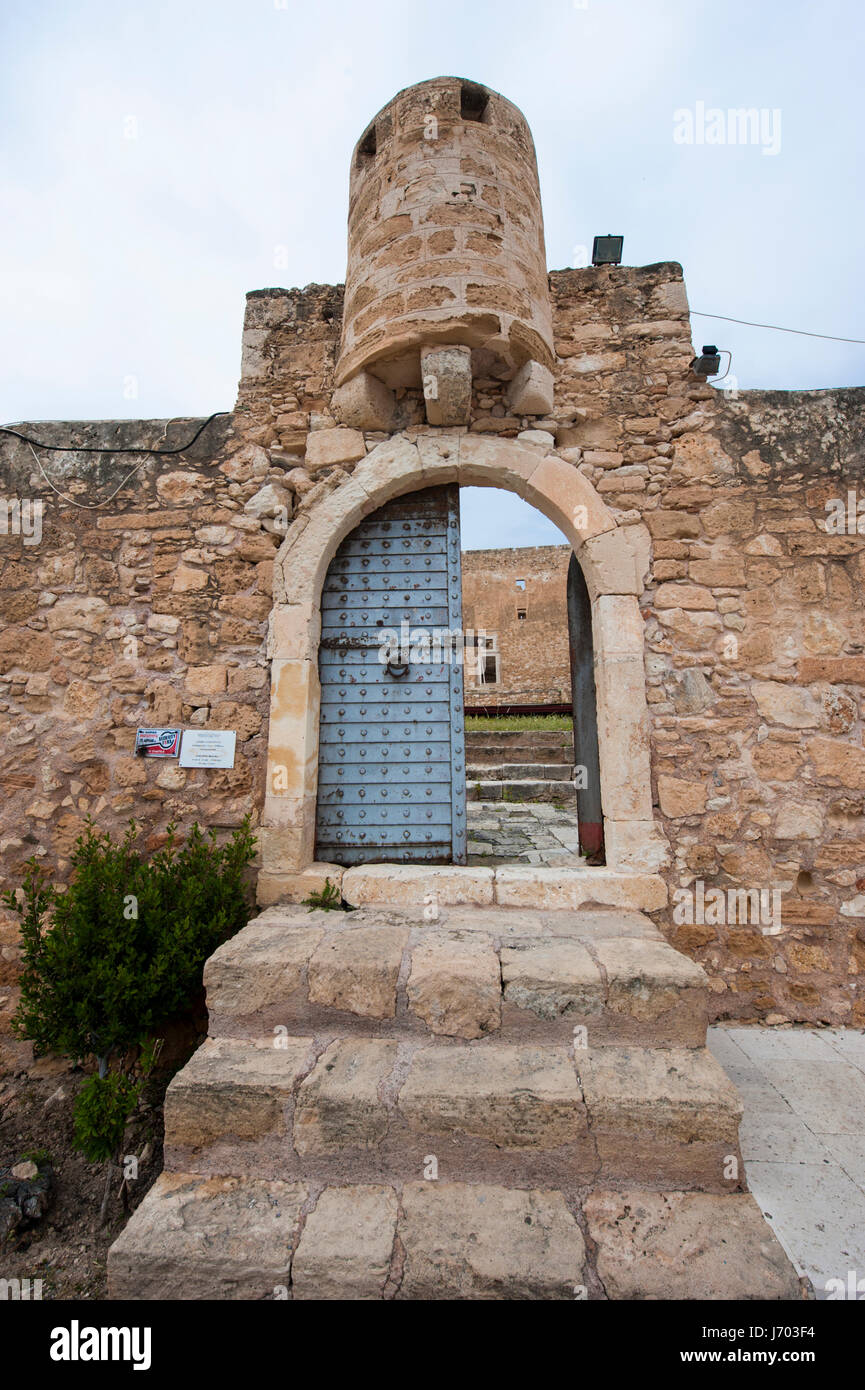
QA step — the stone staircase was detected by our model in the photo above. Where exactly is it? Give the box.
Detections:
[466,729,576,805]
[108,904,804,1300]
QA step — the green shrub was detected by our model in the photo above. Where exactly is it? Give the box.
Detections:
[4,816,257,1171]
[72,1073,142,1164]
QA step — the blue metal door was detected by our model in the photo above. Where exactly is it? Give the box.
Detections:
[316,485,466,866]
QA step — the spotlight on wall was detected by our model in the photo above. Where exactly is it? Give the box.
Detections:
[690,345,722,376]
[592,235,623,266]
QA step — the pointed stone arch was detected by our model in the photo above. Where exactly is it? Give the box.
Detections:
[259,432,666,891]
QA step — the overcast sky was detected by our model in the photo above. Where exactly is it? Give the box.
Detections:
[2,0,862,548]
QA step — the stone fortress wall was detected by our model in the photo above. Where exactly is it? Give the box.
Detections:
[461,545,572,706]
[1,76,864,1039]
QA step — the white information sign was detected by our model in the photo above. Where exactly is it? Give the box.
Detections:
[179,730,237,769]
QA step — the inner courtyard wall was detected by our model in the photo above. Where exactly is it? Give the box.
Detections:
[461,544,571,707]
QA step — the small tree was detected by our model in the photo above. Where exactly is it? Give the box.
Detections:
[4,816,256,1217]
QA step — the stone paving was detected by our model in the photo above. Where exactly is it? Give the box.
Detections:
[709,1025,865,1299]
[466,799,584,867]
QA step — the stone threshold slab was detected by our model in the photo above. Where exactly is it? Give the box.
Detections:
[337,865,667,913]
[258,865,668,913]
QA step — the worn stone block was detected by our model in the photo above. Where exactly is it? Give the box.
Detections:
[579,524,651,601]
[308,925,409,1019]
[493,868,668,913]
[407,931,501,1038]
[501,941,603,1020]
[164,1038,309,1148]
[292,1185,397,1299]
[594,938,707,1029]
[186,664,228,694]
[577,1046,742,1160]
[421,345,472,425]
[331,371,396,431]
[398,1044,584,1148]
[507,360,555,415]
[657,775,708,818]
[585,1190,802,1300]
[398,1182,585,1299]
[203,919,323,1016]
[809,737,865,787]
[107,1174,307,1300]
[294,1039,398,1154]
[753,682,821,729]
[342,865,495,908]
[253,863,343,905]
[602,821,671,873]
[304,427,367,471]
[524,453,615,546]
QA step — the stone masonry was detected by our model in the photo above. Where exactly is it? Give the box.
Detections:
[3,268,861,1032]
[2,72,841,1301]
[1,74,864,1061]
[462,545,572,706]
[107,900,804,1299]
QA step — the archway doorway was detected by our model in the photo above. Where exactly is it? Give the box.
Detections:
[310,478,605,871]
[459,486,602,867]
[260,431,662,890]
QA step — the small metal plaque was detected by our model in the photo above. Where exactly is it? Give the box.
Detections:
[135,727,181,758]
[179,730,237,769]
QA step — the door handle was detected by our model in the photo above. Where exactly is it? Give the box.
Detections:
[386,660,409,678]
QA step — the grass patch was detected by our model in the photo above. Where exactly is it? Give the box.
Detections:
[465,714,572,732]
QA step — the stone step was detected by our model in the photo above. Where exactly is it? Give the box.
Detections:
[465,730,574,754]
[467,778,577,804]
[161,1036,741,1192]
[108,1176,803,1300]
[336,865,668,914]
[465,741,575,763]
[203,905,708,1048]
[466,762,574,781]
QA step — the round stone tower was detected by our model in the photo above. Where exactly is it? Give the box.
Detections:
[333,77,555,428]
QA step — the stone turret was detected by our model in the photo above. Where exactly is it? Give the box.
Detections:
[333,77,555,428]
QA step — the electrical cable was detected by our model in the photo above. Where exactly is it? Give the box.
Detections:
[0,410,230,454]
[708,348,735,388]
[691,313,865,345]
[25,441,152,511]
[1,411,230,510]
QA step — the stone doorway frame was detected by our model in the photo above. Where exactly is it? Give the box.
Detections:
[259,432,667,896]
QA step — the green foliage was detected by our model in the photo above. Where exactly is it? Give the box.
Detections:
[72,1073,141,1164]
[302,877,343,912]
[22,1148,52,1168]
[6,817,256,1066]
[4,816,256,1164]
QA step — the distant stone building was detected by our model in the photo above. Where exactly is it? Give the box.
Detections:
[461,544,571,707]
